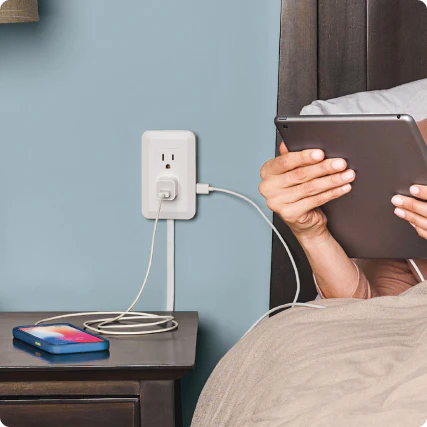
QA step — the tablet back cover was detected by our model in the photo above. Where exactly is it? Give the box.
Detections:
[276,115,427,259]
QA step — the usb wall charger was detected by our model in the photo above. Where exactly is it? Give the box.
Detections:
[142,130,196,220]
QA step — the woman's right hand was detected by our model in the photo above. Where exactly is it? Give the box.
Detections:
[259,142,356,241]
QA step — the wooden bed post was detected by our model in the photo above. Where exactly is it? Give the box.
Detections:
[367,0,427,90]
[271,0,368,308]
[271,0,427,309]
[270,0,319,309]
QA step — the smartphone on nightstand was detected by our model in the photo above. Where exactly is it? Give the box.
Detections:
[13,323,109,354]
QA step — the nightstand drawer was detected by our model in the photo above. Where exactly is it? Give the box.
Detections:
[0,398,139,427]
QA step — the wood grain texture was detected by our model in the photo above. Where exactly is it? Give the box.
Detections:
[0,398,139,427]
[140,381,178,427]
[273,0,427,305]
[271,0,318,308]
[0,312,197,382]
[0,313,197,426]
[319,0,367,99]
[368,0,427,90]
[277,0,318,115]
[0,381,140,397]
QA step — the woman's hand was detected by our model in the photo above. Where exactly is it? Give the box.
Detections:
[259,142,356,240]
[392,186,427,239]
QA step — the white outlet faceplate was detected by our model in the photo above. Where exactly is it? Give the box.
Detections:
[142,130,197,220]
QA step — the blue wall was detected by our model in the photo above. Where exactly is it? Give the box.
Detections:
[0,0,281,424]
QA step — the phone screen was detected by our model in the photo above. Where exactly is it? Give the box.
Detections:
[19,325,104,345]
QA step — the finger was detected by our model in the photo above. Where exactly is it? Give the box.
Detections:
[259,163,351,199]
[391,195,427,218]
[394,207,427,231]
[284,169,355,203]
[303,184,352,212]
[261,158,349,192]
[414,225,427,240]
[282,158,349,188]
[261,149,325,178]
[410,185,427,201]
[279,142,288,156]
[274,184,352,223]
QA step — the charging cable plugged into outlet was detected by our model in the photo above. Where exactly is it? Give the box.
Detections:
[35,131,196,336]
[157,177,178,201]
[196,184,326,337]
[142,130,196,220]
[35,130,328,338]
[36,194,178,336]
[39,131,197,336]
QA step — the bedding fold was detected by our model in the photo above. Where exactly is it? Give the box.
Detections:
[192,283,427,427]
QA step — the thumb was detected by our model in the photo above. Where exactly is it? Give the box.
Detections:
[279,142,289,155]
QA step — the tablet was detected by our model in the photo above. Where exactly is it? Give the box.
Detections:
[275,114,427,259]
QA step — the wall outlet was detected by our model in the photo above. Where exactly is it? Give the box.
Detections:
[142,130,197,220]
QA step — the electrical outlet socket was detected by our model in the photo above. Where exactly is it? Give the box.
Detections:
[142,130,197,220]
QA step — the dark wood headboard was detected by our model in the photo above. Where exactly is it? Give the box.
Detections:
[270,0,427,309]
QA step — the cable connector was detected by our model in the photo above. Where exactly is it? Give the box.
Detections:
[196,183,211,195]
[157,177,178,200]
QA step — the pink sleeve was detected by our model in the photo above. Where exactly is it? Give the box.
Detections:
[314,261,374,299]
[362,259,417,296]
[315,259,420,299]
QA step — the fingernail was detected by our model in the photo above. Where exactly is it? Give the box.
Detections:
[391,196,403,206]
[410,186,420,195]
[342,184,352,193]
[395,208,405,218]
[411,223,416,228]
[341,171,354,181]
[332,159,345,170]
[312,150,323,160]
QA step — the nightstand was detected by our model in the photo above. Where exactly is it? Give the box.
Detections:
[0,311,198,427]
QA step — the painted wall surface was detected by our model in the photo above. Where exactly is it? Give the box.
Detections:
[0,0,281,424]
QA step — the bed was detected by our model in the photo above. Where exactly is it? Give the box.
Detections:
[270,0,427,308]
[191,1,427,426]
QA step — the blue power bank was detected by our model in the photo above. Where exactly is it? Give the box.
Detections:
[12,323,109,354]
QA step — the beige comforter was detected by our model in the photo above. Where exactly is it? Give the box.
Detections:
[192,282,427,427]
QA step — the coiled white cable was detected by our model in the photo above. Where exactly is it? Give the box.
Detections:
[196,184,325,337]
[36,195,178,336]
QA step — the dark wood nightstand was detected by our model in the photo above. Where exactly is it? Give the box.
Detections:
[0,312,198,427]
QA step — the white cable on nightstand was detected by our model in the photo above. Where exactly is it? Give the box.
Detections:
[36,195,178,336]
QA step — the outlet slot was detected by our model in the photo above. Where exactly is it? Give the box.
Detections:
[172,154,175,161]
[162,154,165,161]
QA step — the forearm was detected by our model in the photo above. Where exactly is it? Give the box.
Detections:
[297,231,369,299]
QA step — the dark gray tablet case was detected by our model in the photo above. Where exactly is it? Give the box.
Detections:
[275,114,427,259]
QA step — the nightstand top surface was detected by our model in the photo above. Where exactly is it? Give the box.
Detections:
[0,311,198,381]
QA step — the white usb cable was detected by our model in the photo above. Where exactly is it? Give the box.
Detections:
[36,182,423,338]
[410,259,425,282]
[196,184,325,337]
[198,185,427,337]
[36,195,179,336]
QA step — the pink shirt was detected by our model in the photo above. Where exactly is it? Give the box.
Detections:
[316,259,427,299]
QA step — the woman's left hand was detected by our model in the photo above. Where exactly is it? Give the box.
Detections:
[392,185,427,239]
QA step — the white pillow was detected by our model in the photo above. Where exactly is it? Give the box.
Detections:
[301,79,427,121]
